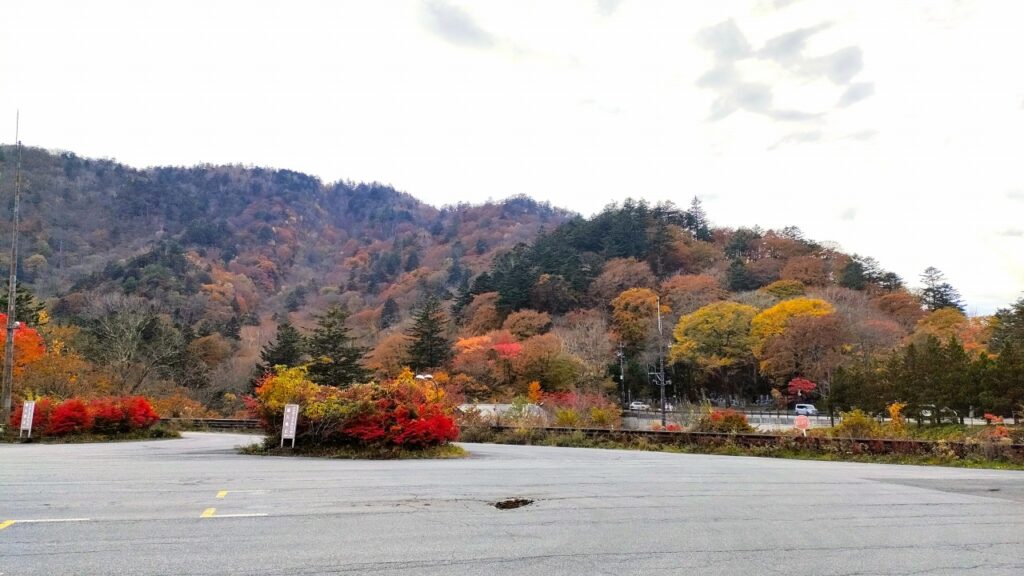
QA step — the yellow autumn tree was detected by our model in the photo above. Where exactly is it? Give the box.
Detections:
[750,297,834,356]
[611,287,670,352]
[759,279,805,299]
[670,301,758,372]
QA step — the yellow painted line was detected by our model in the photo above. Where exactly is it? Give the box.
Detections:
[0,520,14,531]
[216,491,228,499]
[200,508,216,518]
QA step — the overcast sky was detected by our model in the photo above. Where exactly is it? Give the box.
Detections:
[2,0,1022,313]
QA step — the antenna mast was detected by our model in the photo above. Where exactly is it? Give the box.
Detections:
[1,112,22,427]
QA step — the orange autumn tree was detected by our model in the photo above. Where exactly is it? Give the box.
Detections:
[660,274,727,317]
[527,381,542,403]
[750,297,835,356]
[17,326,100,398]
[0,313,46,378]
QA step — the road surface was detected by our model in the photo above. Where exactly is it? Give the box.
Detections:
[2,432,1023,575]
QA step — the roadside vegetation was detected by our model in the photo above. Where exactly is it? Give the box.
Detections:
[242,367,461,459]
[457,405,1024,470]
[458,425,1024,471]
[3,395,177,442]
[240,442,466,460]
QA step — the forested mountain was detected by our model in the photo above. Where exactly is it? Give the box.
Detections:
[1,145,568,325]
[2,145,1020,418]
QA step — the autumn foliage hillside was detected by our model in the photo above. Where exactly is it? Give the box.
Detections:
[1,144,1020,421]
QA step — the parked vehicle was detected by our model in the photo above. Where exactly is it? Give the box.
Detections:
[794,404,818,416]
[628,401,651,411]
[916,405,958,424]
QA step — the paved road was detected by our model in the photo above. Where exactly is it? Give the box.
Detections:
[2,433,1023,575]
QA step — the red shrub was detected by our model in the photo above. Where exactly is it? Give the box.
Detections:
[123,396,159,430]
[344,413,389,444]
[695,409,752,433]
[48,399,94,435]
[9,397,55,433]
[10,396,159,437]
[90,398,128,433]
[342,393,459,448]
[983,413,1004,424]
[666,423,682,432]
[390,404,460,447]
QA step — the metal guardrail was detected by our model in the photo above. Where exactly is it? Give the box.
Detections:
[161,418,262,430]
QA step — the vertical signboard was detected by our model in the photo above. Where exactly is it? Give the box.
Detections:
[281,403,299,448]
[20,400,35,438]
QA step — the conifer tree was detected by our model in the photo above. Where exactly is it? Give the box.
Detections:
[685,196,712,241]
[256,321,305,377]
[920,267,964,312]
[991,297,1024,350]
[406,295,452,371]
[379,297,400,330]
[0,282,46,326]
[839,260,867,290]
[306,305,368,387]
[727,258,759,291]
[452,276,473,317]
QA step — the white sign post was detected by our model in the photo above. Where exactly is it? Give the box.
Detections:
[20,401,36,439]
[281,403,299,448]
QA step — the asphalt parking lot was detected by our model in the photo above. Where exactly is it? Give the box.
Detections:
[2,432,1023,575]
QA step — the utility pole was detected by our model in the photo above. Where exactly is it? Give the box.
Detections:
[617,341,626,406]
[648,296,668,427]
[1,113,22,428]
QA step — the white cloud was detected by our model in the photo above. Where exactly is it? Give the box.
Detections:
[420,0,495,48]
[837,83,875,108]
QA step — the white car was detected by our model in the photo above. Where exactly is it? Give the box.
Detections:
[629,401,651,411]
[794,404,818,416]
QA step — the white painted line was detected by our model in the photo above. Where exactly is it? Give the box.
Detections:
[218,490,269,497]
[208,513,269,518]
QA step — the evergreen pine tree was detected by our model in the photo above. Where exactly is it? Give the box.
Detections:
[920,267,964,311]
[406,295,452,371]
[256,322,305,376]
[991,297,1024,350]
[452,276,473,317]
[685,196,712,241]
[404,251,420,272]
[222,316,242,339]
[839,260,867,290]
[492,245,535,314]
[877,271,904,291]
[727,258,759,291]
[379,297,400,330]
[470,271,495,294]
[0,282,46,326]
[306,305,369,387]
